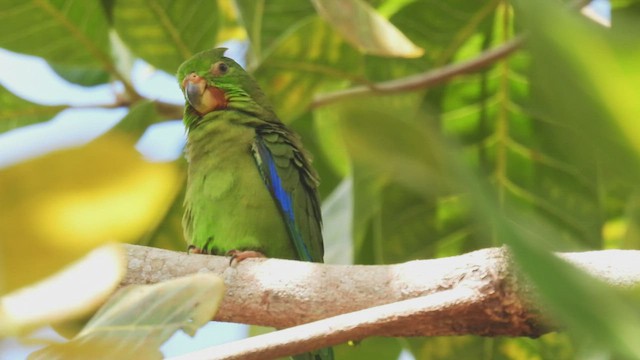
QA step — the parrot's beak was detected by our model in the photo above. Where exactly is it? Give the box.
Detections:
[185,79,205,107]
[182,73,227,115]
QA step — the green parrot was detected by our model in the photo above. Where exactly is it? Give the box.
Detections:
[177,48,333,360]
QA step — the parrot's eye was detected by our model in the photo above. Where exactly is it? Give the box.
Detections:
[211,61,229,76]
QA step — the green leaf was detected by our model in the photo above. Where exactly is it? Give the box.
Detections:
[109,100,162,137]
[0,84,67,133]
[49,62,110,87]
[407,336,488,360]
[0,0,110,67]
[503,3,637,248]
[334,337,402,360]
[113,0,219,74]
[408,335,575,360]
[338,97,452,198]
[312,103,351,177]
[497,334,575,360]
[390,0,497,65]
[489,202,640,359]
[428,1,607,248]
[311,0,423,58]
[29,273,225,360]
[501,1,640,355]
[234,0,316,65]
[611,0,640,9]
[254,17,362,121]
[521,0,640,177]
[337,97,462,264]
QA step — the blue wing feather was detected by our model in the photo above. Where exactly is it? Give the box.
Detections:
[253,134,332,360]
[254,139,313,262]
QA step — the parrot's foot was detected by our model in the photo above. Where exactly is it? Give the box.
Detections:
[226,250,265,266]
[187,245,208,254]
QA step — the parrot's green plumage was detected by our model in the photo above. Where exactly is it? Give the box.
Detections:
[177,48,332,360]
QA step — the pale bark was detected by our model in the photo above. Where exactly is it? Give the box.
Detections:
[121,245,640,360]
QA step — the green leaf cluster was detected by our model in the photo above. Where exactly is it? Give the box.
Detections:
[1,0,640,359]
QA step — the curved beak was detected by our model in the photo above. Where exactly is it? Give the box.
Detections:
[182,73,226,115]
[183,73,206,110]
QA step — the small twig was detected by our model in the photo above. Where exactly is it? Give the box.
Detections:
[154,101,184,120]
[71,99,183,120]
[310,36,525,108]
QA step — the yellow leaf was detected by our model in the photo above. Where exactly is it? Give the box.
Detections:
[0,133,182,294]
[30,273,225,360]
[0,244,126,336]
[312,0,424,58]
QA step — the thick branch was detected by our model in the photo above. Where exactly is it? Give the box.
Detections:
[122,245,640,339]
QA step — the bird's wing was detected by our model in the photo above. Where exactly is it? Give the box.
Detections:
[251,126,323,262]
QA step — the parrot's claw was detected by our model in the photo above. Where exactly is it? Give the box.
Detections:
[227,250,266,266]
[187,245,203,254]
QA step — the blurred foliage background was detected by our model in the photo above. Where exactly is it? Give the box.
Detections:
[1,0,640,359]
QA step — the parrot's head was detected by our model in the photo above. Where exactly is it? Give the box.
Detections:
[177,48,271,119]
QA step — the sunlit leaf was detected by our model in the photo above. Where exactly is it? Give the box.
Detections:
[311,0,423,58]
[429,1,607,250]
[321,177,353,265]
[312,103,350,177]
[113,0,219,74]
[214,0,245,42]
[520,0,640,175]
[29,273,225,360]
[389,0,498,65]
[234,0,316,65]
[500,0,640,356]
[137,176,187,252]
[0,245,125,336]
[505,0,640,249]
[0,84,67,133]
[0,134,182,293]
[253,17,361,121]
[111,101,188,251]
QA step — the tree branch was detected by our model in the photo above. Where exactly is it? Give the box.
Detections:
[310,36,525,109]
[72,99,183,120]
[172,289,480,360]
[123,246,640,343]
